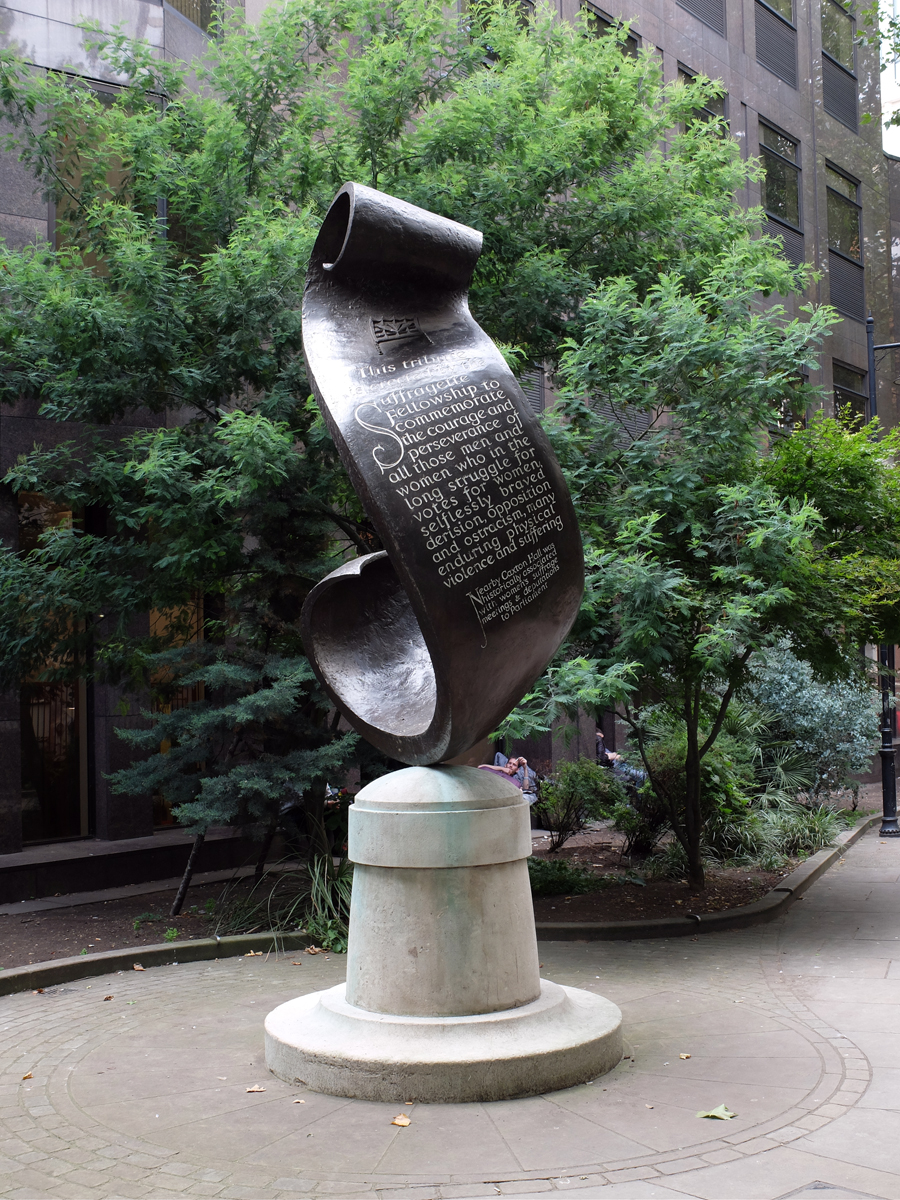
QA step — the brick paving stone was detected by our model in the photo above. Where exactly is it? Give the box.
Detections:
[219,1189,283,1200]
[557,1175,609,1191]
[125,1153,174,1168]
[794,1114,830,1131]
[269,1182,319,1193]
[497,1182,552,1194]
[188,1184,226,1198]
[316,1187,378,1195]
[107,1161,153,1182]
[376,1189,442,1200]
[655,1157,708,1176]
[16,1150,49,1163]
[63,1167,112,1187]
[143,1175,197,1193]
[602,1167,659,1182]
[813,1102,851,1119]
[701,1149,741,1164]
[435,1187,501,1198]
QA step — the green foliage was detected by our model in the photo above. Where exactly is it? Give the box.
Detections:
[211,853,352,951]
[745,640,878,797]
[761,415,900,656]
[163,927,179,942]
[0,0,884,892]
[527,856,608,895]
[506,241,898,888]
[0,0,773,855]
[535,757,625,850]
[132,911,164,932]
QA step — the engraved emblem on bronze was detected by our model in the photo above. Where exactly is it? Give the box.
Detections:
[300,183,584,765]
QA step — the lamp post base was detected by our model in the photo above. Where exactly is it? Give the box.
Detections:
[265,980,622,1103]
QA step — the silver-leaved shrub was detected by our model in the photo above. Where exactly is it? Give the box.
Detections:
[746,640,879,798]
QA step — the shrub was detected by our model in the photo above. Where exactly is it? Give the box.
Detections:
[745,640,879,799]
[527,857,607,895]
[619,729,752,857]
[535,758,625,851]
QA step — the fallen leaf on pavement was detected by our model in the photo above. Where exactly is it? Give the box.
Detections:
[391,1114,410,1127]
[645,1104,654,1109]
[696,1104,736,1120]
[291,961,304,966]
[679,1053,691,1060]
[216,1077,226,1081]
[304,946,323,955]
[21,1072,32,1080]
[31,989,44,995]
[246,1085,266,1093]
[103,995,114,1001]
[244,951,263,957]
[292,1098,306,1104]
[133,963,145,971]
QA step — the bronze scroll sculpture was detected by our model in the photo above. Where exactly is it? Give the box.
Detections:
[301,183,584,765]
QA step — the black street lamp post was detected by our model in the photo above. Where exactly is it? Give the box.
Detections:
[866,316,900,837]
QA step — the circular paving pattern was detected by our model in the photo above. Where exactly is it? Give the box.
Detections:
[0,914,876,1200]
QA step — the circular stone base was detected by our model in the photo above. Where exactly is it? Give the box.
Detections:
[264,980,622,1103]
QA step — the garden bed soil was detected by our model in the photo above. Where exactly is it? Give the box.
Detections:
[529,825,793,922]
[0,883,228,972]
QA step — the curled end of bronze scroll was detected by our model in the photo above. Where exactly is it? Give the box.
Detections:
[301,553,452,765]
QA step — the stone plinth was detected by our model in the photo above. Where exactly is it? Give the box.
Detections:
[264,765,622,1101]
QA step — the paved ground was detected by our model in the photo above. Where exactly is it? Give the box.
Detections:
[0,825,898,1200]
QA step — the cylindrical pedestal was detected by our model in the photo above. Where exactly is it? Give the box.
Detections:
[265,765,622,1101]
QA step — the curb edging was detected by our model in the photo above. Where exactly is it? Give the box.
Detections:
[0,931,314,998]
[534,813,880,941]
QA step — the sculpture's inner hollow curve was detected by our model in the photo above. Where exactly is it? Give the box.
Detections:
[308,555,437,737]
[318,190,352,271]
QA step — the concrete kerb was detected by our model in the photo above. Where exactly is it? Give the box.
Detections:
[0,930,314,997]
[0,814,878,995]
[534,813,880,941]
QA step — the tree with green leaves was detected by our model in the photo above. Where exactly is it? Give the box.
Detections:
[0,0,806,904]
[502,248,899,890]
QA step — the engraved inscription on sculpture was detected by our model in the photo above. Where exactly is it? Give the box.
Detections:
[467,544,560,644]
[353,371,563,633]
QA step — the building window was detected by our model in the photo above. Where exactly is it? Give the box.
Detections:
[821,0,858,130]
[826,165,865,321]
[583,5,640,55]
[833,361,868,423]
[827,165,861,259]
[677,65,728,123]
[677,0,726,39]
[759,122,805,264]
[755,0,798,88]
[760,124,801,227]
[519,367,546,415]
[167,0,217,33]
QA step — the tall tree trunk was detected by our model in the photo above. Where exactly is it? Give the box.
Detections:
[303,781,331,862]
[254,821,277,882]
[170,831,205,917]
[683,695,705,892]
